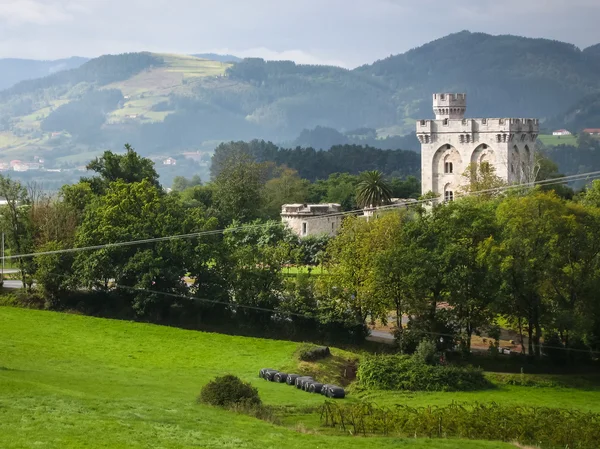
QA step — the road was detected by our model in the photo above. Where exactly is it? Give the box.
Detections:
[2,280,26,289]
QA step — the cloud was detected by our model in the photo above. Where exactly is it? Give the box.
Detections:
[0,0,598,66]
[0,0,73,26]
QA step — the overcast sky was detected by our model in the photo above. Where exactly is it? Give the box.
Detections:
[0,0,599,68]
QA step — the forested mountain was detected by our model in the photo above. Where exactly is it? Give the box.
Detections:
[0,57,88,91]
[357,31,600,120]
[551,92,600,131]
[1,31,600,168]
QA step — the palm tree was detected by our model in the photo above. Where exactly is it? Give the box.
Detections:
[355,170,393,208]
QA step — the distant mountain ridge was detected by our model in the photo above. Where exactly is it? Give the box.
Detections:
[1,31,600,165]
[0,57,89,91]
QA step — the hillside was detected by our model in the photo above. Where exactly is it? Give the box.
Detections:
[0,307,516,449]
[552,92,600,131]
[0,56,88,91]
[1,31,600,169]
[357,31,600,120]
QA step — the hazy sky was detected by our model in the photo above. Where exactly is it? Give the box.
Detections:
[0,0,599,68]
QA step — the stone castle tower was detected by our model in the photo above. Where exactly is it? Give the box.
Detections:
[417,93,539,200]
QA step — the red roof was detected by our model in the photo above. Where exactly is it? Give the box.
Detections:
[583,129,600,133]
[553,129,569,133]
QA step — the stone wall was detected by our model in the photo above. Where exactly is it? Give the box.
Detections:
[281,203,343,237]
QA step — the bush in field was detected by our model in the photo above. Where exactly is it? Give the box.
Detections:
[198,375,261,407]
[357,354,489,391]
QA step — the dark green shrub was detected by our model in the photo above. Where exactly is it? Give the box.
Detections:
[298,344,331,362]
[411,339,438,365]
[357,354,489,391]
[198,375,261,407]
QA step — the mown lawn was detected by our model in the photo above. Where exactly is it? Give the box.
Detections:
[0,307,518,448]
[538,134,578,146]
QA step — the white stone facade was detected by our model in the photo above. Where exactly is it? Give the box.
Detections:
[418,93,539,199]
[281,203,343,237]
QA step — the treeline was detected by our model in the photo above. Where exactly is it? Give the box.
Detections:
[323,190,600,361]
[290,126,420,152]
[0,146,418,345]
[3,145,599,359]
[210,140,420,182]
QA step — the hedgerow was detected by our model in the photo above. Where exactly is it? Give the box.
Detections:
[321,401,600,448]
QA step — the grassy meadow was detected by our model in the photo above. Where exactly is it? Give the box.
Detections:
[2,307,598,449]
[538,133,578,146]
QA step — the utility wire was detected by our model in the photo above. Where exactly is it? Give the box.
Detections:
[4,170,600,261]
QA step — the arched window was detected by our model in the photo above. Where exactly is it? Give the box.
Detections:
[445,190,454,202]
[460,135,465,143]
[497,134,502,143]
[466,134,471,143]
[445,162,453,174]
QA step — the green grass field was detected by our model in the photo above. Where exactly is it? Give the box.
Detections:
[5,308,599,448]
[538,134,578,146]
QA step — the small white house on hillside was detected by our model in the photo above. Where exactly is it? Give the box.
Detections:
[552,129,571,136]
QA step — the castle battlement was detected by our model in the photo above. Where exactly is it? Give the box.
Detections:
[433,93,467,120]
[418,93,538,199]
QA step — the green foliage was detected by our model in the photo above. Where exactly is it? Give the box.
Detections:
[34,241,74,308]
[199,374,261,407]
[411,340,438,365]
[83,144,161,194]
[321,401,600,448]
[213,151,266,224]
[355,170,392,208]
[357,355,488,392]
[171,175,202,192]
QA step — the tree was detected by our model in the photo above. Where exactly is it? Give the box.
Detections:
[437,198,500,352]
[578,179,600,207]
[212,152,266,224]
[73,179,214,320]
[368,211,413,331]
[485,190,565,357]
[540,201,600,348]
[221,220,295,326]
[83,144,160,194]
[261,167,310,219]
[0,175,34,289]
[460,162,506,197]
[355,170,392,208]
[323,216,390,326]
[172,175,202,192]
